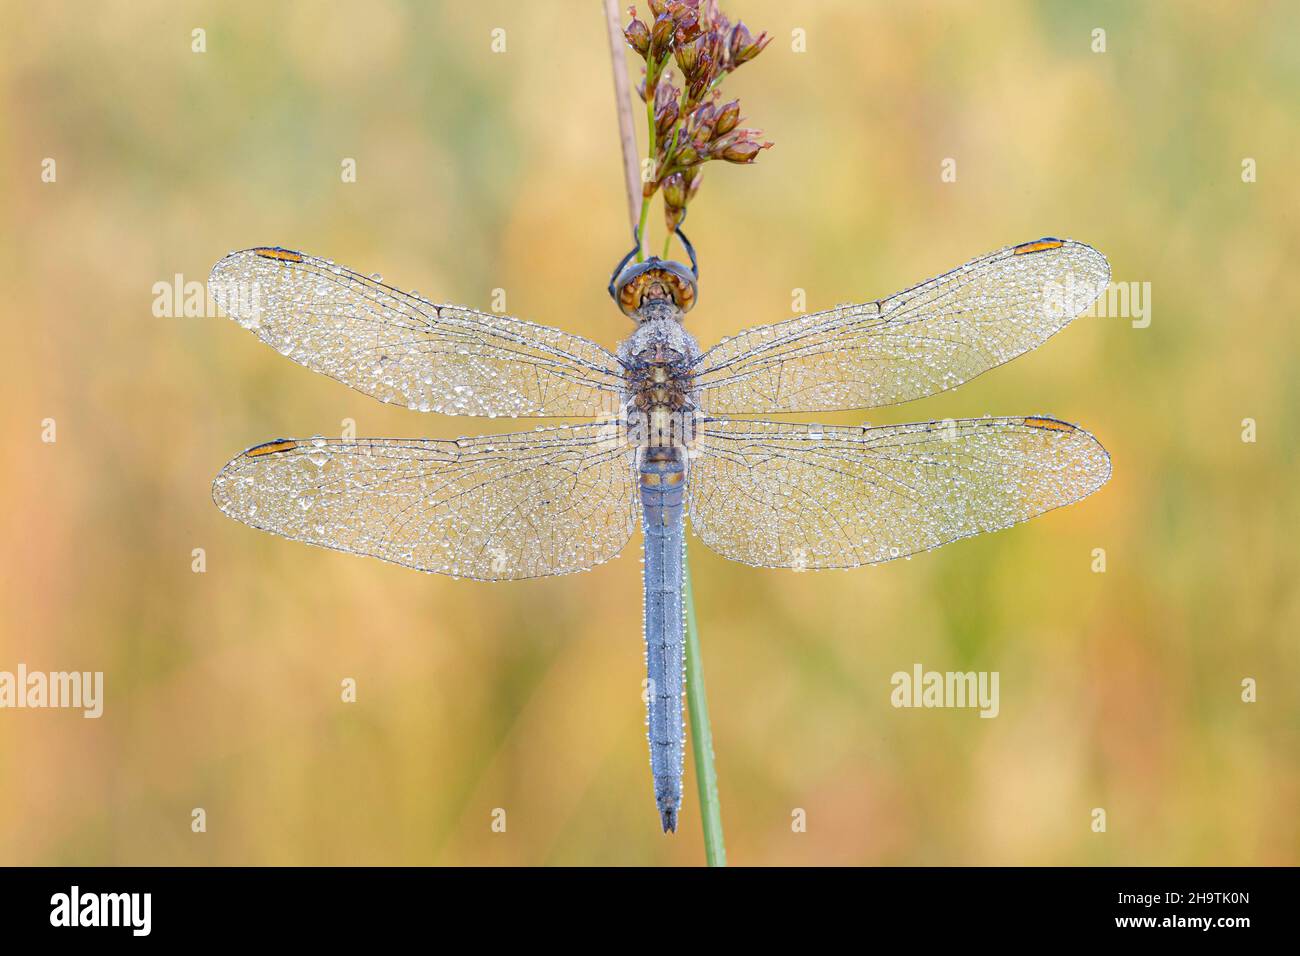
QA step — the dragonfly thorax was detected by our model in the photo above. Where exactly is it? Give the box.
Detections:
[620,316,700,451]
[622,314,699,366]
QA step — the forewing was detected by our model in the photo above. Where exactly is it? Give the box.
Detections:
[212,423,636,580]
[689,416,1110,569]
[209,247,626,418]
[693,239,1110,414]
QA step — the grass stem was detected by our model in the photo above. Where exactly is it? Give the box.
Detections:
[602,0,642,234]
[684,551,726,866]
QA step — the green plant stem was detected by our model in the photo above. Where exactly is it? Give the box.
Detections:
[636,174,653,262]
[684,551,725,866]
[636,53,672,261]
[635,74,658,260]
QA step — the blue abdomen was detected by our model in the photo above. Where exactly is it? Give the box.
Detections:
[639,451,686,833]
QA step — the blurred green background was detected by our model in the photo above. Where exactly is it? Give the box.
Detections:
[2,0,1297,865]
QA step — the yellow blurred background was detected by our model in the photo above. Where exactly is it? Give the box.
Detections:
[2,0,1297,865]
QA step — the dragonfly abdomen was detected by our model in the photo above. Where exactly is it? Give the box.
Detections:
[639,448,687,833]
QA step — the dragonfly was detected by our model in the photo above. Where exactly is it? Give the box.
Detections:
[208,233,1112,833]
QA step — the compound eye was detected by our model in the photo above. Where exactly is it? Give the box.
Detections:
[617,273,647,316]
[668,274,697,313]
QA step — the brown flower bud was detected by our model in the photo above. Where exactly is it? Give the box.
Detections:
[674,12,701,46]
[654,74,678,109]
[687,60,713,103]
[712,128,772,163]
[663,172,687,209]
[688,101,717,141]
[728,21,771,67]
[624,14,651,58]
[650,15,675,58]
[675,142,702,166]
[714,99,740,136]
[664,203,686,234]
[674,36,701,76]
[656,96,680,137]
[647,0,668,15]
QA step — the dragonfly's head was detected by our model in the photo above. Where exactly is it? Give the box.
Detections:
[612,257,697,321]
[608,226,700,322]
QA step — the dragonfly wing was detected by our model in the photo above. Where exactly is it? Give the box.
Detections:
[209,247,627,418]
[693,238,1110,414]
[212,423,636,580]
[688,416,1110,569]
